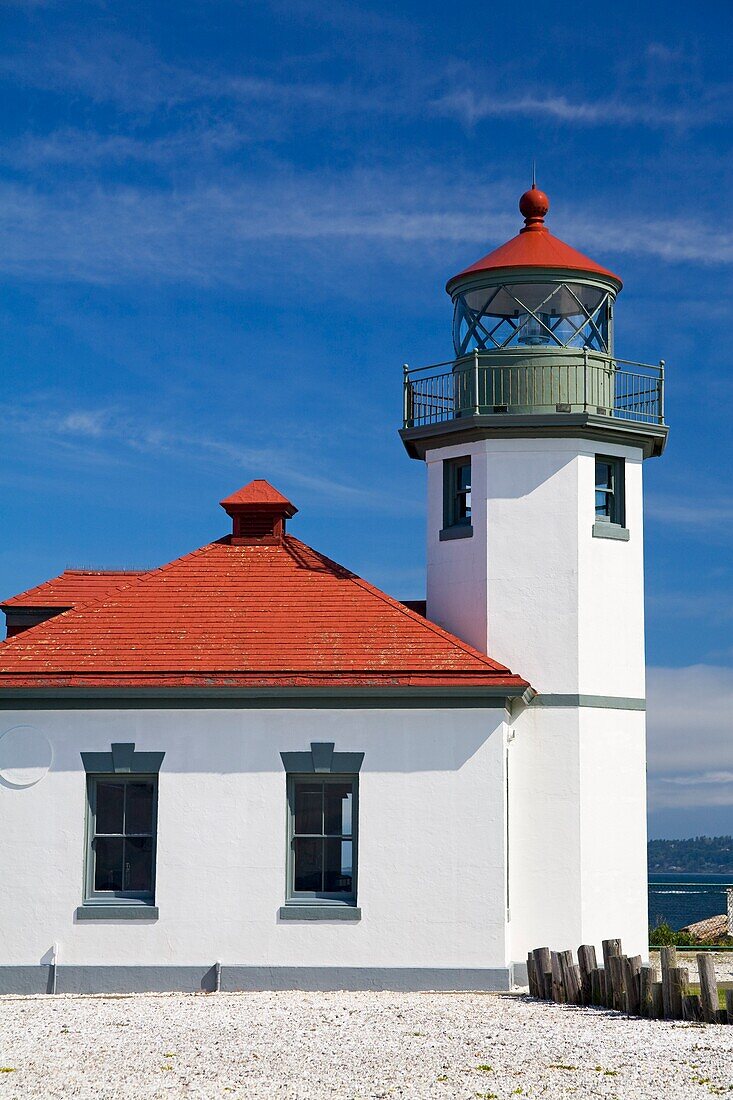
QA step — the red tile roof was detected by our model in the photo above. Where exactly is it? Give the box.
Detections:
[1,570,148,609]
[0,536,528,693]
[446,186,621,292]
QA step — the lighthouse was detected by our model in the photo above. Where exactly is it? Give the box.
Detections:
[401,185,667,956]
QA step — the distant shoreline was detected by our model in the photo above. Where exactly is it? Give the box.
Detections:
[648,835,733,874]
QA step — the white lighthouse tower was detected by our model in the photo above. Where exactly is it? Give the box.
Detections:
[401,184,667,959]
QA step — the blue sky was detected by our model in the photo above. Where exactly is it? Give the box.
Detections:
[1,0,731,837]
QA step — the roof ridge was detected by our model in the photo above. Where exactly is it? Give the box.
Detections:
[284,536,511,674]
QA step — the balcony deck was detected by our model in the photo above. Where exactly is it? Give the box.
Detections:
[401,349,668,459]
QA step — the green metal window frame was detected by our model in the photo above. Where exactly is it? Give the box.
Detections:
[285,773,359,908]
[443,456,472,531]
[83,773,159,908]
[594,454,625,527]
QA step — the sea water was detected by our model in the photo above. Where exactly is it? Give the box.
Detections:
[648,872,733,932]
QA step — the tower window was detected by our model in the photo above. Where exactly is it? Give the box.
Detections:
[595,455,625,526]
[443,457,472,532]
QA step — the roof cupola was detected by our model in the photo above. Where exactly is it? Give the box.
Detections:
[220,479,297,545]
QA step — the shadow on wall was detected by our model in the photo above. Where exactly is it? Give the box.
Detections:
[0,711,506,775]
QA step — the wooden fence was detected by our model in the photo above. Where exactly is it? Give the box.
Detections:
[527,940,733,1023]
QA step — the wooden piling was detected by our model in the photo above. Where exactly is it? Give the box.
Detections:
[639,965,658,1018]
[660,946,677,1018]
[696,954,719,1024]
[550,951,565,1003]
[603,954,620,1012]
[599,968,607,1007]
[682,994,703,1022]
[590,967,603,1007]
[622,955,642,1016]
[577,945,597,1004]
[526,953,538,997]
[651,981,664,1020]
[669,966,689,1020]
[533,948,551,1000]
[602,939,622,1008]
[559,951,582,1005]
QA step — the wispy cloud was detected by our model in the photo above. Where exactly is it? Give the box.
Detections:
[0,165,731,292]
[2,401,421,516]
[646,495,733,527]
[431,90,713,130]
[647,664,733,810]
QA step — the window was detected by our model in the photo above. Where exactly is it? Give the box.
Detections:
[287,775,357,905]
[595,455,625,526]
[443,457,472,530]
[85,776,157,905]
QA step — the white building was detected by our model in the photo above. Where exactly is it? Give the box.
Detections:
[0,184,667,994]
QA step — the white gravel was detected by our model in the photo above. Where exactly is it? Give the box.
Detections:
[1,990,733,1099]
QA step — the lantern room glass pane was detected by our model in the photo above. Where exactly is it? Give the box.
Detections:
[453,281,611,355]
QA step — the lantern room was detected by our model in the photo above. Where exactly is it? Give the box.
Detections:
[446,186,622,359]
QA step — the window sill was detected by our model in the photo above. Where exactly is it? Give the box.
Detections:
[439,525,473,542]
[592,522,630,542]
[75,905,159,921]
[278,905,361,921]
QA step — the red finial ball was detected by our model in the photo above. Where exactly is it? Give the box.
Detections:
[519,186,550,227]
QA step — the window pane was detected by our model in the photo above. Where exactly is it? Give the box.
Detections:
[124,837,153,892]
[125,781,154,835]
[595,460,613,490]
[95,782,124,834]
[596,490,611,517]
[324,838,353,893]
[294,837,322,891]
[294,782,322,834]
[324,784,352,836]
[457,464,471,492]
[94,837,124,891]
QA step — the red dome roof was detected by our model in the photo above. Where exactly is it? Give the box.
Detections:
[446,186,622,293]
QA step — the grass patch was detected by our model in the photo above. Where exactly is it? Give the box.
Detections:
[0,1068,15,1073]
[548,1064,577,1070]
[476,1064,493,1072]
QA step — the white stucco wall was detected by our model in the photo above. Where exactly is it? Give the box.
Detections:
[508,704,648,961]
[426,437,646,697]
[0,705,511,970]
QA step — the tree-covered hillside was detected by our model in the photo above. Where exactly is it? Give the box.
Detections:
[648,836,733,873]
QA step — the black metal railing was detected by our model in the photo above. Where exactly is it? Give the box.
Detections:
[402,349,665,430]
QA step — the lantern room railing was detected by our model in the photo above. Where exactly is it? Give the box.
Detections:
[402,349,665,430]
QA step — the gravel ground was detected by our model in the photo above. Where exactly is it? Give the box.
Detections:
[2,991,733,1100]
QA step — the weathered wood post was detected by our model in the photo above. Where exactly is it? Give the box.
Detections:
[559,950,582,1005]
[639,965,658,1018]
[577,945,597,1004]
[696,954,719,1024]
[682,994,703,1022]
[590,968,604,1007]
[651,981,664,1019]
[533,948,551,1000]
[609,954,626,1012]
[527,953,539,997]
[669,966,689,1020]
[550,951,565,1003]
[660,946,677,1018]
[602,939,622,1009]
[622,955,642,1016]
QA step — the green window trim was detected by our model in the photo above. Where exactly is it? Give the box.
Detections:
[595,454,625,528]
[284,773,359,909]
[83,773,159,908]
[443,456,472,532]
[75,905,159,921]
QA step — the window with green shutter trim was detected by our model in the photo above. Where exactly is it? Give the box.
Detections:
[595,455,625,526]
[84,775,158,905]
[443,456,472,529]
[286,775,358,905]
